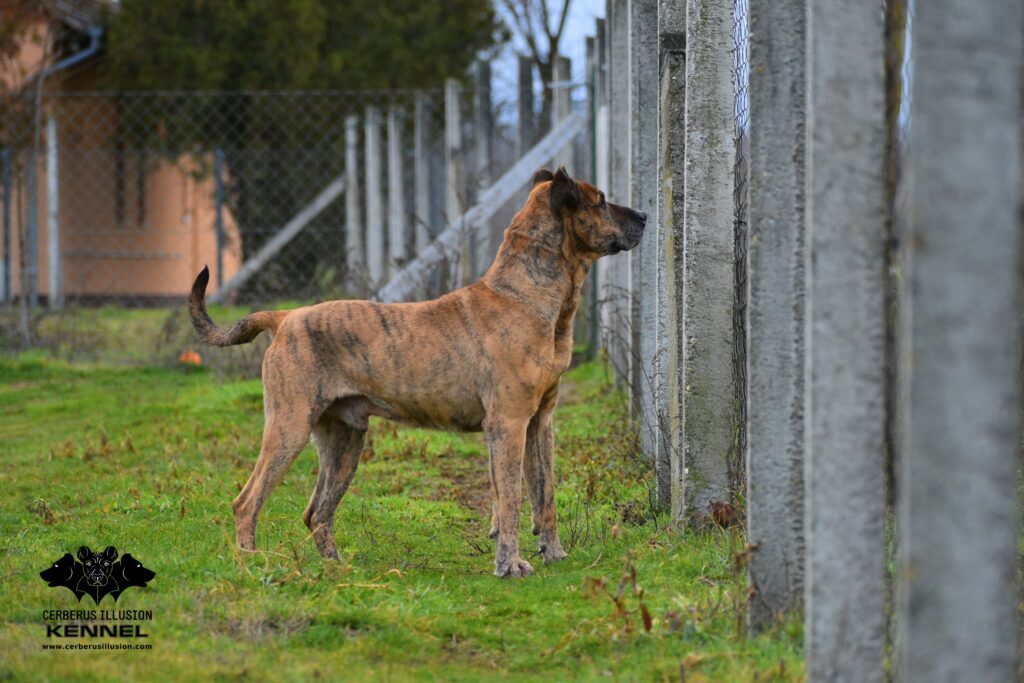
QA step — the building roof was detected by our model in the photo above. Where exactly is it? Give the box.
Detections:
[52,0,117,33]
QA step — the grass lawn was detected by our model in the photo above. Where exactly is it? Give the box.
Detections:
[0,350,803,682]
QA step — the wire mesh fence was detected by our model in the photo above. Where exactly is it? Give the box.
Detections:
[0,74,595,366]
[2,89,461,307]
[732,0,750,493]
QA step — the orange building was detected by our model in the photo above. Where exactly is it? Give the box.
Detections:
[2,1,242,303]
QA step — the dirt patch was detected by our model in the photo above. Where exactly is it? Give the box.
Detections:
[220,614,312,641]
[439,458,491,516]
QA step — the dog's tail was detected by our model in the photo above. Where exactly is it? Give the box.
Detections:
[189,266,290,347]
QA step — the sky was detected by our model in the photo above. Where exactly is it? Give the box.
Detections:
[490,0,606,115]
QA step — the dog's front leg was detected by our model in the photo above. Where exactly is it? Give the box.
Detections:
[524,406,568,564]
[486,416,533,578]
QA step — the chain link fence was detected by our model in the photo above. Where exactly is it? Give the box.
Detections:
[732,0,750,494]
[0,79,576,366]
[3,89,457,306]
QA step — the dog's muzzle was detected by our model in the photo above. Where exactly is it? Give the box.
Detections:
[87,566,109,585]
[612,210,647,253]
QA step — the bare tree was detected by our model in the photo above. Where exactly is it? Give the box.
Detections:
[500,0,573,134]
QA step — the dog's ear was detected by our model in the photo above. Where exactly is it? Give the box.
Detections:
[532,168,554,187]
[104,546,118,560]
[550,167,580,214]
[78,546,92,561]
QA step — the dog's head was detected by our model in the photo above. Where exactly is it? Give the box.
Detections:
[533,167,646,257]
[115,553,155,587]
[78,546,117,586]
[40,553,78,587]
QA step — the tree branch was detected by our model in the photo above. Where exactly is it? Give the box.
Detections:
[553,0,572,46]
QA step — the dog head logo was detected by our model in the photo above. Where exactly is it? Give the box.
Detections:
[39,546,154,604]
[80,546,117,586]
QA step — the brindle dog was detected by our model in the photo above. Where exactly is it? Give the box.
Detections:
[189,167,645,577]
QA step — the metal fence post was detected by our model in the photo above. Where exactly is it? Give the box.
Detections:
[26,139,39,308]
[365,106,385,285]
[345,115,364,290]
[745,0,806,632]
[214,148,225,290]
[804,1,886,679]
[895,1,1022,679]
[2,147,10,302]
[46,113,61,310]
[387,106,407,276]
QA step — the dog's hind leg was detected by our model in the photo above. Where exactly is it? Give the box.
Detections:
[523,400,567,564]
[233,412,313,553]
[303,417,364,560]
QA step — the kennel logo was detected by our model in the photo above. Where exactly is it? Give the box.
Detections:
[40,546,155,605]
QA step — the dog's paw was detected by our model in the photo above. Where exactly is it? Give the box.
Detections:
[317,545,341,562]
[540,540,568,564]
[495,556,534,579]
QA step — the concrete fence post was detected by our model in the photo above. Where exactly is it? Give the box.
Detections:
[517,55,535,159]
[657,0,685,513]
[594,20,609,192]
[413,92,434,297]
[473,61,495,277]
[364,106,385,285]
[804,1,886,679]
[582,36,599,358]
[387,106,408,277]
[46,113,61,310]
[745,0,806,631]
[445,78,467,288]
[895,1,1022,679]
[628,0,659,470]
[594,17,613,362]
[605,0,633,393]
[678,0,737,522]
[553,55,575,172]
[514,54,536,236]
[345,115,364,290]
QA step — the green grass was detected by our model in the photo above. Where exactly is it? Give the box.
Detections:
[0,352,803,682]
